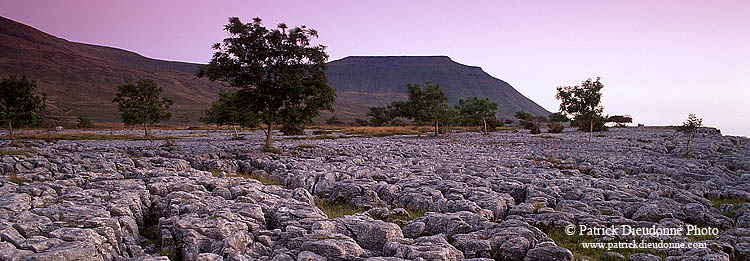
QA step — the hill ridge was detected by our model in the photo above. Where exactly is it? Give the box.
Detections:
[1,15,548,124]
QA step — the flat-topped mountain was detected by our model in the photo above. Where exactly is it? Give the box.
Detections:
[326,56,549,118]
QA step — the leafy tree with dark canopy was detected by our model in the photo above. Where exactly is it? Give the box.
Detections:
[200,90,258,138]
[456,97,498,133]
[112,79,173,137]
[556,77,605,142]
[390,81,449,136]
[0,76,46,138]
[197,17,335,149]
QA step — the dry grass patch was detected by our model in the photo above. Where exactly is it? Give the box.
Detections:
[298,143,317,149]
[7,173,31,185]
[0,149,35,157]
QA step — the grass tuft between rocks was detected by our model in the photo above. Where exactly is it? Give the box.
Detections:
[315,199,366,219]
[262,147,283,154]
[709,197,749,218]
[0,149,35,157]
[7,173,31,185]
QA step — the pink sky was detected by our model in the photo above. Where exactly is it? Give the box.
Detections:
[2,0,749,136]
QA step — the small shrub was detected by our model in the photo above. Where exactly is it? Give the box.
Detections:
[353,118,370,126]
[485,117,504,132]
[77,117,93,128]
[280,122,305,135]
[548,112,570,123]
[525,121,541,134]
[573,114,608,132]
[548,122,564,133]
[325,115,341,125]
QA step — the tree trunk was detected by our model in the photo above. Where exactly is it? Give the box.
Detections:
[265,123,273,149]
[143,123,148,137]
[589,118,593,142]
[233,125,238,138]
[7,119,13,139]
[483,117,488,134]
[434,121,439,136]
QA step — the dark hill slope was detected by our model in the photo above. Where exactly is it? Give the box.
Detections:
[0,16,222,123]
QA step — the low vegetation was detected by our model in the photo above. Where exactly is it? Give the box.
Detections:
[710,197,749,218]
[315,199,366,219]
[297,143,317,149]
[7,132,175,141]
[0,149,35,157]
[8,173,31,185]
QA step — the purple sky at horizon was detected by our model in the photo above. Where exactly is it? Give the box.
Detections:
[2,0,749,136]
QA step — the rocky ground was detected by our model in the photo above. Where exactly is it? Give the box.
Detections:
[1,126,749,261]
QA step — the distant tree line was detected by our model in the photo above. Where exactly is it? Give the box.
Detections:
[362,81,499,135]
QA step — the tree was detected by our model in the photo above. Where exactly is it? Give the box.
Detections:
[367,106,394,127]
[390,81,449,136]
[555,77,604,142]
[200,90,258,138]
[112,79,173,136]
[436,104,460,134]
[514,110,532,124]
[0,76,46,138]
[548,112,570,123]
[197,17,335,149]
[456,97,498,133]
[675,114,703,156]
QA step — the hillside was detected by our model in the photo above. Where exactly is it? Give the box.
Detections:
[1,16,548,125]
[0,16,222,123]
[325,56,549,120]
